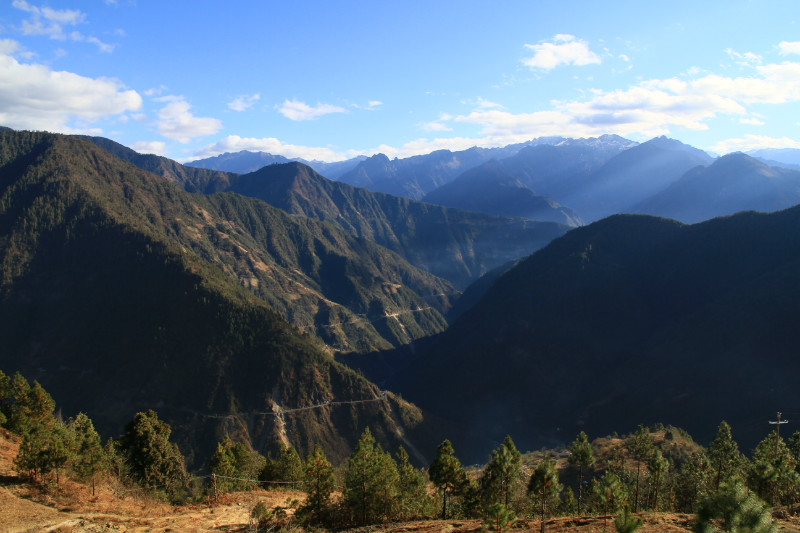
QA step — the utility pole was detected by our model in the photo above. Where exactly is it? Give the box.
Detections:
[769,411,788,455]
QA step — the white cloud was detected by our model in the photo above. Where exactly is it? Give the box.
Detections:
[710,135,800,153]
[725,48,762,66]
[130,140,167,155]
[739,117,765,126]
[368,100,383,108]
[779,41,800,56]
[13,0,86,40]
[421,113,453,132]
[523,34,601,70]
[227,93,260,112]
[0,39,22,55]
[0,53,141,132]
[154,96,223,143]
[451,55,800,146]
[13,1,114,53]
[277,99,346,121]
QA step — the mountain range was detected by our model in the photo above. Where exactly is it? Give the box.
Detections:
[186,150,367,180]
[6,126,800,470]
[96,136,568,290]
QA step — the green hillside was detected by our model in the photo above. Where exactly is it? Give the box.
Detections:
[225,162,569,289]
[0,130,437,465]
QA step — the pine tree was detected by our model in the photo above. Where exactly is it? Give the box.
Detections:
[568,431,595,514]
[483,502,516,533]
[647,449,668,511]
[209,437,238,492]
[274,443,305,483]
[674,451,712,513]
[429,439,469,519]
[68,413,108,496]
[626,425,654,513]
[707,421,742,492]
[693,481,776,533]
[590,471,626,532]
[527,458,562,533]
[614,505,642,533]
[480,435,523,509]
[343,427,399,524]
[117,410,186,493]
[302,444,335,524]
[749,430,798,507]
[396,446,429,520]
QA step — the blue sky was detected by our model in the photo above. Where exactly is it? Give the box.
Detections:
[1,0,799,162]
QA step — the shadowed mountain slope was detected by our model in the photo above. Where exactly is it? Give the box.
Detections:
[422,159,583,226]
[635,152,800,222]
[392,208,800,461]
[564,136,713,222]
[0,130,435,465]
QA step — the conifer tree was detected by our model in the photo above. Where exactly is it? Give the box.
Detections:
[117,410,185,493]
[209,437,238,492]
[302,444,335,524]
[527,458,562,533]
[343,427,399,524]
[674,451,712,512]
[68,413,107,496]
[430,439,469,519]
[749,430,798,507]
[707,421,743,492]
[693,481,776,533]
[568,431,594,514]
[396,446,429,519]
[590,471,626,532]
[480,435,523,509]
[614,505,642,533]
[647,449,668,511]
[483,503,516,533]
[626,425,654,513]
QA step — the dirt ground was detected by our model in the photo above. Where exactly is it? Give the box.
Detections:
[4,428,800,533]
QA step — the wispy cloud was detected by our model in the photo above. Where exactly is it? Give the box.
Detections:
[0,52,141,132]
[192,135,353,162]
[227,93,260,112]
[778,41,800,56]
[278,99,346,121]
[13,0,115,52]
[710,134,800,153]
[130,140,167,155]
[421,113,453,132]
[154,96,223,143]
[523,34,601,70]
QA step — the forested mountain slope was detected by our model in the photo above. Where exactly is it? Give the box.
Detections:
[0,130,444,465]
[87,137,569,290]
[392,207,800,461]
[74,135,458,353]
[225,162,569,289]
